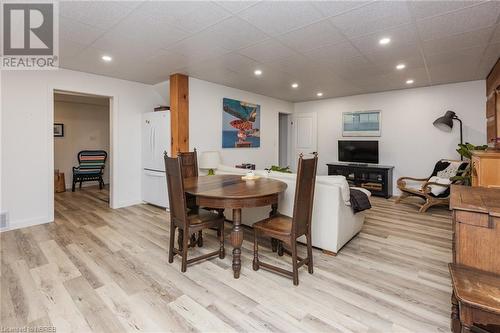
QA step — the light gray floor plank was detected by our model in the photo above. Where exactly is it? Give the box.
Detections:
[0,186,454,332]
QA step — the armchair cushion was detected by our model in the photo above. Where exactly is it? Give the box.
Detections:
[427,176,452,196]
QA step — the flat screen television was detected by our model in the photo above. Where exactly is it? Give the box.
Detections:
[338,140,379,164]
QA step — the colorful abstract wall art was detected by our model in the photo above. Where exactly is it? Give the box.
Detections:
[222,98,261,148]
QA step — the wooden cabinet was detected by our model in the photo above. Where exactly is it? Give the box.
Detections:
[486,58,500,148]
[449,186,500,332]
[471,150,500,188]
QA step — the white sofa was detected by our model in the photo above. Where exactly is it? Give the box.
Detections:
[215,165,370,254]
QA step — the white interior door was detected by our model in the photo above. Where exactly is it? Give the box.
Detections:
[292,112,317,171]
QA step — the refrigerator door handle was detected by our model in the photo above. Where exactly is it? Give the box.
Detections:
[152,126,156,155]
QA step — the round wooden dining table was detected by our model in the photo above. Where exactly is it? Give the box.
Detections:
[183,174,287,278]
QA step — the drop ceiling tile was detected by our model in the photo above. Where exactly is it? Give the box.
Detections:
[409,1,485,20]
[99,12,189,49]
[215,1,259,14]
[134,1,200,19]
[237,1,323,36]
[59,38,88,60]
[266,53,329,77]
[59,17,104,46]
[328,58,388,80]
[428,61,481,85]
[195,17,268,51]
[238,39,298,64]
[303,41,364,65]
[311,1,373,18]
[425,45,484,67]
[134,1,231,33]
[417,1,500,41]
[422,26,495,55]
[186,66,243,89]
[202,53,260,75]
[146,50,191,72]
[166,34,232,66]
[59,46,126,78]
[183,53,264,82]
[276,20,347,52]
[350,23,418,56]
[478,42,500,77]
[109,62,171,84]
[91,34,161,60]
[329,1,412,38]
[171,2,232,34]
[60,1,138,30]
[353,67,429,91]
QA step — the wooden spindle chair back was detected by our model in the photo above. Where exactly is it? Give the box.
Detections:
[164,153,188,228]
[292,154,318,238]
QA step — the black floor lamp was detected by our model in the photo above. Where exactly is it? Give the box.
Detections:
[433,110,463,160]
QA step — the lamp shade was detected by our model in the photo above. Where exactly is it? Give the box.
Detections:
[199,151,221,170]
[433,110,456,132]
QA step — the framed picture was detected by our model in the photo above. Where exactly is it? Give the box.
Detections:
[54,123,64,137]
[342,110,381,137]
[222,98,260,148]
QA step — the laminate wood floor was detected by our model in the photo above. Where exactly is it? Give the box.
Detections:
[1,186,453,333]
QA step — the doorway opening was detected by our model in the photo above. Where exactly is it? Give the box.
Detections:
[53,91,112,209]
[278,113,292,167]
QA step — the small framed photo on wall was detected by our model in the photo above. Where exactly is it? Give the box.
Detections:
[54,123,64,137]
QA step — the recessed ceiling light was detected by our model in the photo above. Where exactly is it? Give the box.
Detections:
[379,37,391,45]
[254,69,262,76]
[396,63,406,70]
[406,79,414,84]
[316,92,323,97]
[101,55,112,62]
[291,83,299,88]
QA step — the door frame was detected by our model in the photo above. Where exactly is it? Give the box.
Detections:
[276,111,293,167]
[291,111,318,171]
[277,112,293,168]
[48,87,118,222]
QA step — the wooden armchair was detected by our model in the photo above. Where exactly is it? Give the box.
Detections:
[72,150,107,192]
[396,159,468,213]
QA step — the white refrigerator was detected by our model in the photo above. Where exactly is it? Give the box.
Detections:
[142,111,170,208]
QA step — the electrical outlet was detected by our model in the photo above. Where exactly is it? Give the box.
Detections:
[0,212,9,230]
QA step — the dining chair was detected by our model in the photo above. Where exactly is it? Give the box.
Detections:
[164,152,225,272]
[252,153,318,285]
[178,149,202,247]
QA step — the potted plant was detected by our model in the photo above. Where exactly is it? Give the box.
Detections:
[451,143,488,185]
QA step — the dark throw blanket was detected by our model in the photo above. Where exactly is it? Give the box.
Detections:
[350,188,371,213]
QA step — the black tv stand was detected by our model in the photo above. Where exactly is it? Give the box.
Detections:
[327,162,394,198]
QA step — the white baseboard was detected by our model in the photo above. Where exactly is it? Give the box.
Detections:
[114,199,142,209]
[0,216,53,233]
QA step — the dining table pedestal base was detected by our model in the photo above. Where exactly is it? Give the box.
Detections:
[231,208,243,278]
[184,175,287,279]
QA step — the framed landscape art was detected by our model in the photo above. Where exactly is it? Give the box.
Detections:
[342,110,381,137]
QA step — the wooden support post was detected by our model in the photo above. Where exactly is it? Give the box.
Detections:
[169,73,189,156]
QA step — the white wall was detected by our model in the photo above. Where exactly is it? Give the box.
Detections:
[54,101,110,189]
[188,77,294,170]
[294,80,487,193]
[1,69,164,231]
